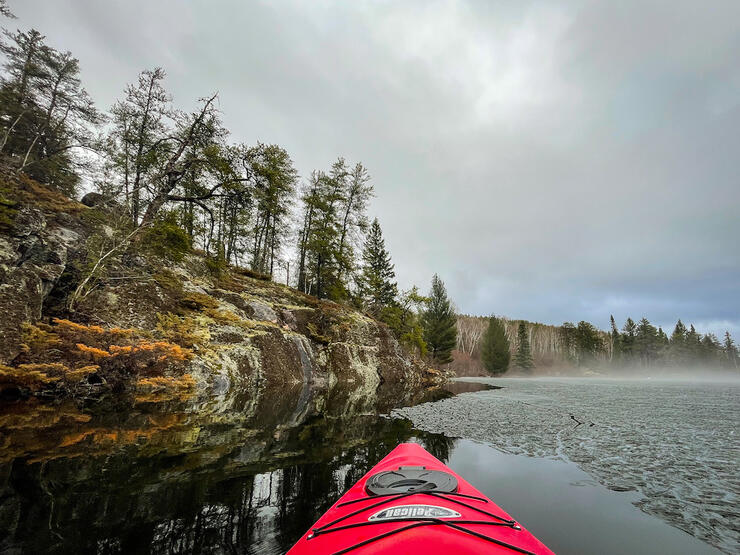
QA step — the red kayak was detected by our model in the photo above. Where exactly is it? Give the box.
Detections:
[288,443,554,554]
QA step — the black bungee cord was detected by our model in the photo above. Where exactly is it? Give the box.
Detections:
[307,483,535,555]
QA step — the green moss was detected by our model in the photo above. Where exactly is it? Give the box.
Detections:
[18,175,84,214]
[0,193,17,231]
[179,291,220,311]
[0,179,18,230]
[233,266,272,281]
[79,207,110,228]
[155,313,209,347]
[153,270,184,297]
[307,322,331,345]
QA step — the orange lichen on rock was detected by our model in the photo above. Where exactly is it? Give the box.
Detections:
[109,341,190,360]
[0,364,61,391]
[6,318,196,398]
[19,322,61,354]
[54,318,105,335]
[75,343,112,359]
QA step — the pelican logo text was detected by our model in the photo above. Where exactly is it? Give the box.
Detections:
[368,504,462,521]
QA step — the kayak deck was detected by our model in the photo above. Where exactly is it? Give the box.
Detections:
[288,443,554,554]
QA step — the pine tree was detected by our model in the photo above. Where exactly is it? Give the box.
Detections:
[576,320,603,366]
[295,158,372,300]
[610,315,620,362]
[685,324,701,365]
[0,28,101,193]
[421,274,457,364]
[247,142,298,275]
[108,68,171,224]
[670,319,687,343]
[514,322,535,372]
[699,333,722,365]
[621,318,637,363]
[481,316,510,375]
[0,1,13,18]
[635,317,659,366]
[657,327,669,344]
[668,319,688,364]
[358,218,397,315]
[723,331,738,369]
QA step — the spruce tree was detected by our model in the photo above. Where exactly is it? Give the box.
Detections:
[481,316,510,376]
[359,218,398,315]
[669,319,688,364]
[575,321,603,366]
[657,327,669,344]
[514,322,535,372]
[635,317,659,366]
[621,318,637,363]
[421,274,457,364]
[723,331,738,369]
[610,315,620,363]
[670,319,687,344]
[685,324,701,364]
[699,333,722,365]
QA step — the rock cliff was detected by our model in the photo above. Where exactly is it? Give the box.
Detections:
[0,175,442,401]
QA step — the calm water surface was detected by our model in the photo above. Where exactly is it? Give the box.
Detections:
[397,377,738,554]
[0,378,736,554]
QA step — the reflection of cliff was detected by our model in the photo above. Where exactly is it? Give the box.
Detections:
[0,384,454,554]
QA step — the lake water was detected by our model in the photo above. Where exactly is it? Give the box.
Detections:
[397,377,739,554]
[0,377,736,554]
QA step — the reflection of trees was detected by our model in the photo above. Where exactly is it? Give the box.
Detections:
[0,407,455,554]
[419,433,457,463]
[0,381,459,554]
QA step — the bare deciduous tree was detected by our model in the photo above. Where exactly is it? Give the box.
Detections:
[456,315,487,356]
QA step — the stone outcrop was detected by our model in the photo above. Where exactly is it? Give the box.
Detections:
[0,176,439,398]
[0,179,87,363]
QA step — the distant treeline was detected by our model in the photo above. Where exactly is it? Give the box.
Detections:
[455,315,738,376]
[0,10,458,365]
[608,316,738,370]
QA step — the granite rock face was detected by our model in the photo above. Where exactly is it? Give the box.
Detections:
[0,201,86,363]
[75,255,433,398]
[0,178,438,397]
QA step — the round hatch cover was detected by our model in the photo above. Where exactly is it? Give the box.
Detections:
[366,466,458,496]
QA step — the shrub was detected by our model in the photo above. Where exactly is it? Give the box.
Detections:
[141,212,192,262]
[205,255,228,278]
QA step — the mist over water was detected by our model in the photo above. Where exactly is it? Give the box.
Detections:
[395,376,740,553]
[589,367,740,381]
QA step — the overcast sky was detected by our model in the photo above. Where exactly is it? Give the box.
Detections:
[11,0,740,337]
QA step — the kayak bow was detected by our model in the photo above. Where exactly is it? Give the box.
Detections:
[288,442,554,554]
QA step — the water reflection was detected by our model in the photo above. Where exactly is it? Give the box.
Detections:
[0,383,454,554]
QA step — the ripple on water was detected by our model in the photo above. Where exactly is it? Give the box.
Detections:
[393,378,740,554]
